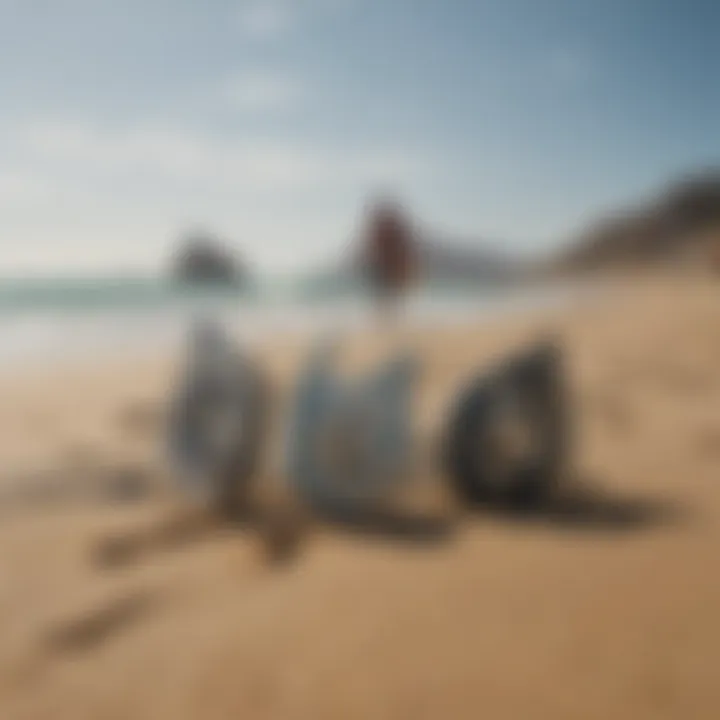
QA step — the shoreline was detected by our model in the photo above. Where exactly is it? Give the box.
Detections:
[0,281,587,376]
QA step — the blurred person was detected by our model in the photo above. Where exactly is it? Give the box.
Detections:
[361,196,419,324]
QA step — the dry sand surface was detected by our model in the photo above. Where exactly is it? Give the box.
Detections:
[1,277,719,719]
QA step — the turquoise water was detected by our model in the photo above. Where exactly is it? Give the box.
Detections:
[0,276,257,315]
[0,274,574,370]
[0,274,507,314]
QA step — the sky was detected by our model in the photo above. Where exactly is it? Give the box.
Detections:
[0,0,719,275]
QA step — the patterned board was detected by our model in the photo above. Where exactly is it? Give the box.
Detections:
[285,339,417,510]
[167,318,269,514]
[442,338,568,505]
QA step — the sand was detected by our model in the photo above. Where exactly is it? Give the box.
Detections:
[0,276,719,720]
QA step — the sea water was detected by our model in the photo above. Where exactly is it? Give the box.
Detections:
[0,275,583,371]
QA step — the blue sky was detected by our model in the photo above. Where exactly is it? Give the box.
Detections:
[0,0,719,274]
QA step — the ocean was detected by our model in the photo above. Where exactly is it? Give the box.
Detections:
[0,275,580,371]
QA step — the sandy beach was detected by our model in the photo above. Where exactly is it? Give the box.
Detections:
[1,276,719,720]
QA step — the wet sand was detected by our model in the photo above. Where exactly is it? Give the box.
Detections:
[0,276,719,719]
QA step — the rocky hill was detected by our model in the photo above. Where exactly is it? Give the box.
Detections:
[412,235,523,284]
[557,170,720,272]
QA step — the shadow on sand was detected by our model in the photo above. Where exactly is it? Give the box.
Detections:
[0,462,161,518]
[465,474,689,533]
[308,503,456,545]
[87,466,690,575]
[43,590,159,655]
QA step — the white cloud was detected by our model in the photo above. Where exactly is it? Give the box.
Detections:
[14,120,325,190]
[233,0,356,41]
[13,119,430,191]
[235,1,292,41]
[221,70,305,112]
[0,117,434,273]
[0,170,52,206]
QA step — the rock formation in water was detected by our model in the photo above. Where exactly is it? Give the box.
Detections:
[171,232,246,285]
